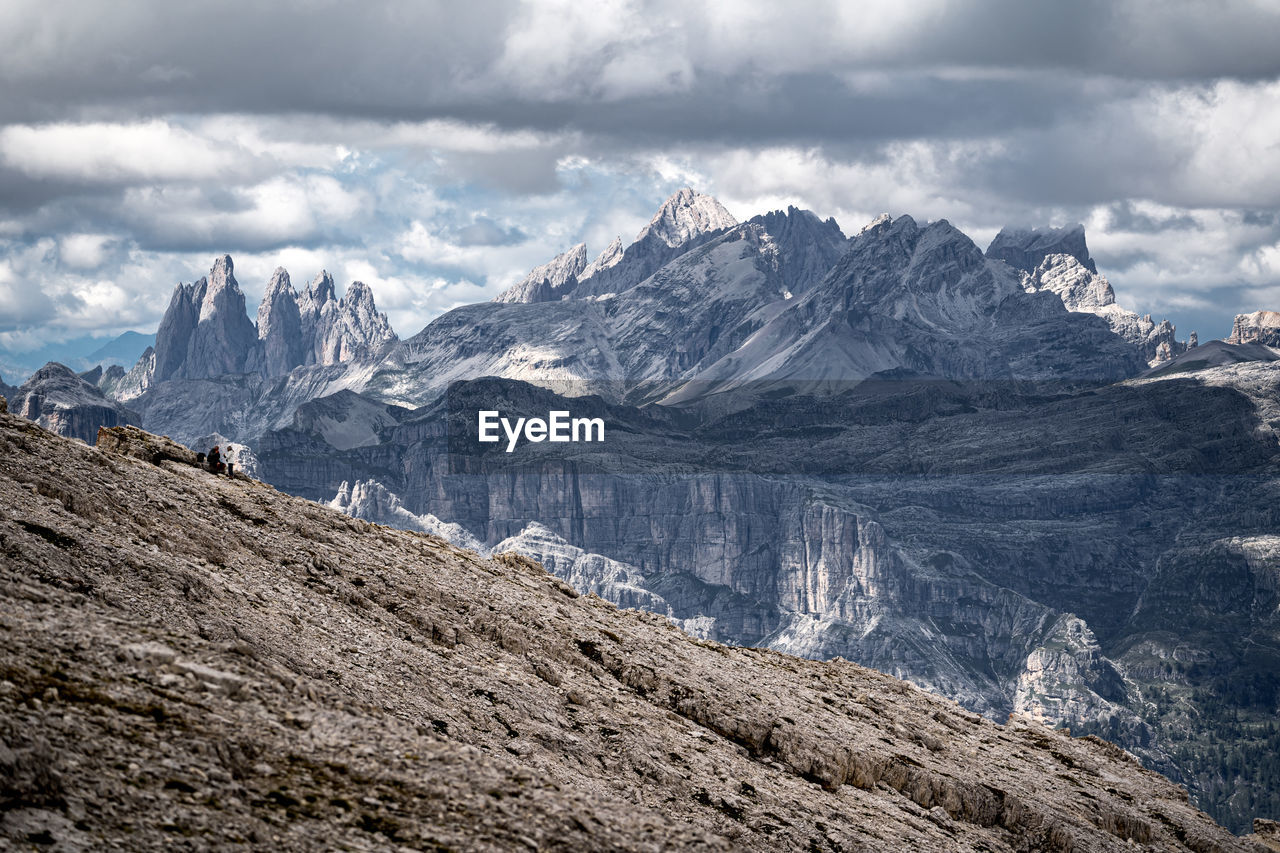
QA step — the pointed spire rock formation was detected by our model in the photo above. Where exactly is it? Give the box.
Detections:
[580,236,624,281]
[187,255,259,378]
[257,267,305,377]
[142,257,398,393]
[152,255,257,381]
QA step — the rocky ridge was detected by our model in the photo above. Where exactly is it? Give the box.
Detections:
[6,363,140,444]
[128,257,395,403]
[0,410,1267,851]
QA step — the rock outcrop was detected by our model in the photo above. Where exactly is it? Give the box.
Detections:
[7,362,140,444]
[1228,310,1280,347]
[494,243,588,304]
[0,411,1259,851]
[256,267,305,377]
[580,235,624,280]
[987,224,1097,274]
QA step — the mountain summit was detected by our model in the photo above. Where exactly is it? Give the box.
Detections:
[635,187,737,248]
[499,189,738,304]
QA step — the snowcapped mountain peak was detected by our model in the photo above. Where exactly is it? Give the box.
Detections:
[636,188,737,248]
[494,243,589,304]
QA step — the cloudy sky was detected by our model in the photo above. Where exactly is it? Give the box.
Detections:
[2,0,1279,367]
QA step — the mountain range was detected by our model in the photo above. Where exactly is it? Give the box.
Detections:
[7,188,1280,832]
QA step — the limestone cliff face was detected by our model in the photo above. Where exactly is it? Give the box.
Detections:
[8,362,140,443]
[0,410,1257,851]
[1228,310,1280,346]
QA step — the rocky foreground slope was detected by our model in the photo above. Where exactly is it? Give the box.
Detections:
[0,407,1273,851]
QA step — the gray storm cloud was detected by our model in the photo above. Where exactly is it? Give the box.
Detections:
[0,0,1278,355]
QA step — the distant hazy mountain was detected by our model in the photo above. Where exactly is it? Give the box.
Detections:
[0,330,154,384]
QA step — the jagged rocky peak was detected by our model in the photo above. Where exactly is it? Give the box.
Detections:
[333,280,396,358]
[1030,253,1116,311]
[1228,310,1280,346]
[636,187,737,248]
[856,212,893,236]
[145,256,398,387]
[987,224,1097,274]
[840,214,999,308]
[494,243,589,304]
[300,269,337,315]
[152,278,205,382]
[747,206,849,296]
[151,255,256,382]
[297,271,396,366]
[256,267,304,377]
[580,235,624,280]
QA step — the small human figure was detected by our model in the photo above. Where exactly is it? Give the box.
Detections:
[208,445,225,475]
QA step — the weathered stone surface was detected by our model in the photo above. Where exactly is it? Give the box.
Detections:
[256,267,305,377]
[0,412,1258,851]
[96,424,198,466]
[1228,310,1280,347]
[1023,252,1186,366]
[494,243,588,304]
[987,224,1097,274]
